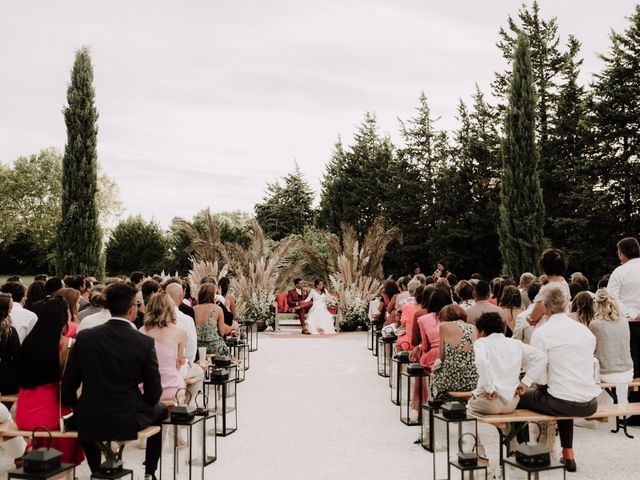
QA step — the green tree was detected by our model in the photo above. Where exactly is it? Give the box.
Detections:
[255,163,314,240]
[498,33,545,279]
[55,46,102,275]
[0,148,120,274]
[105,216,169,275]
[317,113,395,237]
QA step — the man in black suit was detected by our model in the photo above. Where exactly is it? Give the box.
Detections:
[61,282,167,478]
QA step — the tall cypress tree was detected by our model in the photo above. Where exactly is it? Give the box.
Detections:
[498,33,545,279]
[55,46,102,275]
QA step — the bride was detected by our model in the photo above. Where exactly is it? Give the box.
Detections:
[304,280,337,335]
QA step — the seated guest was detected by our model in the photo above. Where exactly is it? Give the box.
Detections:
[429,304,478,402]
[53,287,81,338]
[396,285,425,351]
[455,280,475,309]
[61,282,166,477]
[395,276,412,306]
[78,285,106,322]
[411,285,436,347]
[0,294,20,395]
[377,280,400,327]
[24,281,47,311]
[513,282,541,344]
[165,282,203,400]
[164,278,196,319]
[140,292,186,401]
[194,283,237,355]
[1,281,37,343]
[65,275,89,311]
[130,271,145,287]
[519,272,535,309]
[410,289,452,372]
[572,273,594,298]
[468,312,546,415]
[78,288,112,332]
[141,279,161,306]
[466,280,502,325]
[569,281,585,301]
[0,403,26,464]
[528,248,571,327]
[219,277,237,319]
[589,288,633,388]
[499,285,523,337]
[518,286,601,472]
[570,291,595,326]
[16,296,84,465]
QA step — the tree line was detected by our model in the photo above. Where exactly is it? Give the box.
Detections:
[256,2,640,282]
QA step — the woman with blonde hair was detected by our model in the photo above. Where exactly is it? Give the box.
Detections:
[140,292,186,400]
[589,288,633,387]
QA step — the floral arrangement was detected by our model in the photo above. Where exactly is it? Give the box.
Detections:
[244,290,276,325]
[338,290,369,327]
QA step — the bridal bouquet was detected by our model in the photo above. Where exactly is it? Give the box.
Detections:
[326,295,340,310]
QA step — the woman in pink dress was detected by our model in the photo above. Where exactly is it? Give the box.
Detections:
[412,289,453,372]
[140,292,186,401]
[396,285,425,351]
[16,296,84,465]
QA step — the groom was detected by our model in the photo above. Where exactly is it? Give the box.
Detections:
[287,278,312,335]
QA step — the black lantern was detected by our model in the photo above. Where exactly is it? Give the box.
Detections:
[391,350,410,405]
[377,333,396,377]
[432,410,478,480]
[400,363,428,425]
[448,460,488,480]
[503,458,566,479]
[10,428,75,480]
[373,329,383,358]
[210,355,238,383]
[226,337,247,381]
[210,367,237,436]
[242,319,258,352]
[369,318,383,354]
[420,401,443,451]
[193,390,217,465]
[160,413,207,480]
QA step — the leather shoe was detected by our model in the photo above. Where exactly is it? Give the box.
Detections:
[301,329,311,335]
[561,458,577,472]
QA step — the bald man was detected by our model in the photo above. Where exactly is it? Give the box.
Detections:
[166,282,203,401]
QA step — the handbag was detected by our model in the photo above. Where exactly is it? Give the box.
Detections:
[59,337,75,433]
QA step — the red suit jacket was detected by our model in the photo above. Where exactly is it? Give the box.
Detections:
[287,288,310,311]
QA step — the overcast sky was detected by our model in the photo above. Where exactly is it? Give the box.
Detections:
[0,0,635,227]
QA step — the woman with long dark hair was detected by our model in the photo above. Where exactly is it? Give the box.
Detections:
[24,281,47,311]
[499,285,523,337]
[15,296,84,465]
[0,294,20,395]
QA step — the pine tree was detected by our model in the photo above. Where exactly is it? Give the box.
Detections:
[55,46,102,275]
[498,33,545,279]
[255,163,314,240]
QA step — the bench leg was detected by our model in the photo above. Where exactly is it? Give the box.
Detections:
[612,416,634,439]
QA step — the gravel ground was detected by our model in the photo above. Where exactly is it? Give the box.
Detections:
[1,330,639,479]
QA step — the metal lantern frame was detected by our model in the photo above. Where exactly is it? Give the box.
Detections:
[400,363,428,426]
[9,465,76,480]
[226,339,247,381]
[209,357,239,383]
[210,370,237,437]
[448,460,488,480]
[370,319,383,354]
[242,319,258,352]
[503,458,566,480]
[377,334,396,377]
[421,402,439,451]
[391,351,410,405]
[432,412,478,480]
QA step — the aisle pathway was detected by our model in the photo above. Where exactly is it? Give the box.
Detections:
[209,331,425,479]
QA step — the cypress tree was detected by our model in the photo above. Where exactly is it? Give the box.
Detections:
[498,33,545,278]
[55,46,102,275]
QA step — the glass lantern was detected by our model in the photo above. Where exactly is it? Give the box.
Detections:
[370,319,383,355]
[400,363,428,425]
[503,458,566,479]
[226,337,247,381]
[242,319,258,352]
[209,368,237,436]
[8,465,77,480]
[432,412,478,480]
[391,351,410,405]
[210,355,238,382]
[421,402,440,451]
[448,460,488,480]
[377,333,396,377]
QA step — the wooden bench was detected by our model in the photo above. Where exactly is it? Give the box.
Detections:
[0,422,161,441]
[596,378,640,438]
[273,303,340,331]
[0,394,18,403]
[470,403,640,466]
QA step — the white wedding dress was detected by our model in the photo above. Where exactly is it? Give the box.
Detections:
[304,289,337,334]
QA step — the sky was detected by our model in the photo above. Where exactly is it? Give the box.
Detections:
[0,0,636,227]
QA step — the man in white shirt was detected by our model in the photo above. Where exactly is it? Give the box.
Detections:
[517,285,601,472]
[1,282,37,343]
[607,237,640,376]
[166,282,203,402]
[77,307,111,332]
[469,311,547,415]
